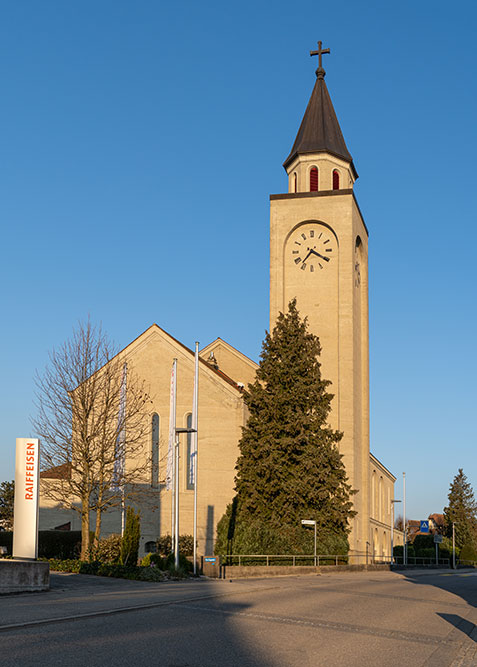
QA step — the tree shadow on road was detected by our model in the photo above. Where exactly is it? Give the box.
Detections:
[0,574,278,667]
[399,569,477,644]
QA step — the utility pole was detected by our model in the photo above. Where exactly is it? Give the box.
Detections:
[391,499,401,565]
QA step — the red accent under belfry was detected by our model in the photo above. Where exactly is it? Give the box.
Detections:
[333,169,340,190]
[310,167,318,192]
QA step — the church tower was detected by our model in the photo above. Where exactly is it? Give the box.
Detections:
[270,43,369,554]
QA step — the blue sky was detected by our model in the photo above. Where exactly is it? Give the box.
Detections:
[1,1,476,522]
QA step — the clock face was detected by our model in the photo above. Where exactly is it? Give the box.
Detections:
[290,225,334,273]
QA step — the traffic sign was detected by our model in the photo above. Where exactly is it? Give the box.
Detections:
[434,535,443,544]
[420,520,429,533]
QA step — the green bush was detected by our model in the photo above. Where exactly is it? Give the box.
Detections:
[141,552,166,569]
[215,508,348,557]
[165,552,193,575]
[413,535,435,553]
[459,542,477,563]
[120,507,141,566]
[46,558,180,581]
[89,534,122,564]
[156,534,194,557]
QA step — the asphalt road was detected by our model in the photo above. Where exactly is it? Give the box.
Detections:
[2,569,477,666]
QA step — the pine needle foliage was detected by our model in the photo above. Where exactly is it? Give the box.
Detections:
[216,300,356,556]
[444,468,477,551]
[120,507,141,566]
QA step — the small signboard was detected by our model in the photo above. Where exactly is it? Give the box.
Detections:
[434,535,443,544]
[420,520,429,533]
[204,557,217,563]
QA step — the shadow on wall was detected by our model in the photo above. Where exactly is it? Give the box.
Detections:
[205,504,214,556]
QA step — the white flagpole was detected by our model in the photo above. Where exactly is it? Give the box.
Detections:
[192,342,199,575]
[167,359,177,552]
[112,363,127,536]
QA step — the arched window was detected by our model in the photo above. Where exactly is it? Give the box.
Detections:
[332,169,340,190]
[186,413,194,490]
[293,172,297,193]
[145,540,157,554]
[151,413,159,488]
[310,167,318,192]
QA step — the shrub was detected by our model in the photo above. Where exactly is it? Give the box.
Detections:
[156,534,194,557]
[89,534,122,564]
[120,507,141,566]
[215,510,348,557]
[166,552,193,575]
[46,558,173,581]
[460,542,477,563]
[141,552,166,569]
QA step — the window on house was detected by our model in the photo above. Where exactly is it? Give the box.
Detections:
[145,541,157,553]
[294,172,297,193]
[310,167,318,192]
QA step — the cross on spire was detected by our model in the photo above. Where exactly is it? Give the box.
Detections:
[310,40,330,78]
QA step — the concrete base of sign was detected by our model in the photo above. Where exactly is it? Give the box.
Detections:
[0,559,50,594]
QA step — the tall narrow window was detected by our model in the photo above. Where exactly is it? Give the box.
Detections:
[310,167,318,192]
[186,413,194,490]
[293,173,297,193]
[151,413,159,487]
[332,169,340,190]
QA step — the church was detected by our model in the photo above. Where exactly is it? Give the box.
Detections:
[40,43,397,560]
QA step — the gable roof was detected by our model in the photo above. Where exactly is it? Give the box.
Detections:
[283,71,357,178]
[200,337,258,371]
[121,324,244,394]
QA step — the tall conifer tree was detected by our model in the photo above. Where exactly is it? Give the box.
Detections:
[216,300,355,555]
[444,469,477,550]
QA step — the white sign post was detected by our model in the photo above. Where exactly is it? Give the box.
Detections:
[13,438,40,560]
[301,519,317,565]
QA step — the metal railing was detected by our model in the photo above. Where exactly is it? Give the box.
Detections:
[219,553,451,567]
[221,554,356,567]
[392,556,450,566]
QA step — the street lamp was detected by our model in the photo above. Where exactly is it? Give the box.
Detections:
[174,426,197,571]
[453,522,456,569]
[390,499,401,565]
[301,519,317,565]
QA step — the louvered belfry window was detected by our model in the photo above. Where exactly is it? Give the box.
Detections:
[333,169,340,190]
[310,167,318,192]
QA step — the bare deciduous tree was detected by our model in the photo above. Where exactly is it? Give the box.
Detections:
[33,320,152,559]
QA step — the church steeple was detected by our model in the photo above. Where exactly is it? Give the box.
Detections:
[283,42,357,193]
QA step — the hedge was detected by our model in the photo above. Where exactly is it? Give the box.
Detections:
[46,559,188,581]
[0,531,81,559]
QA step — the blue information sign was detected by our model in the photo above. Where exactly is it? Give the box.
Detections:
[420,520,429,533]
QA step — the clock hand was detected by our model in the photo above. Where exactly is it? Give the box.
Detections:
[309,249,330,262]
[302,249,313,263]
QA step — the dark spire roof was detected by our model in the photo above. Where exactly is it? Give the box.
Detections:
[283,69,356,177]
